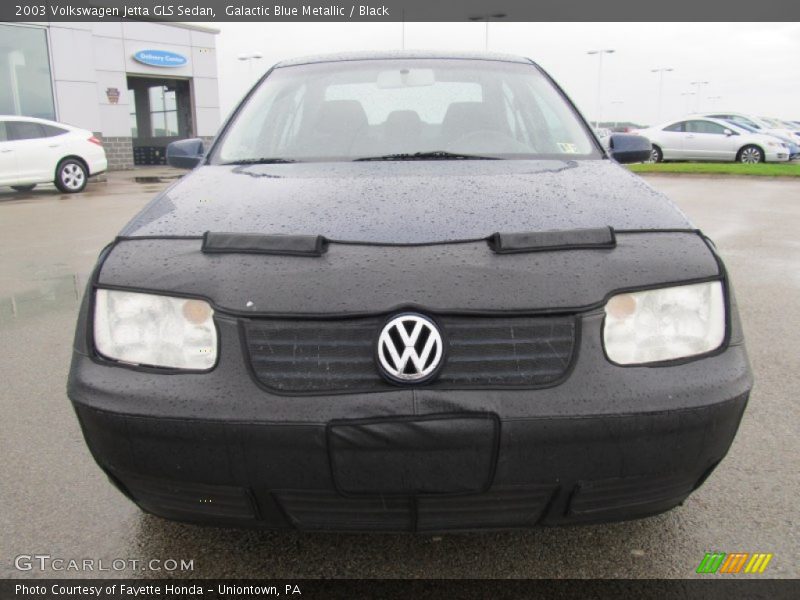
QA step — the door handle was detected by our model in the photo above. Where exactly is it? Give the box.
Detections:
[0,149,12,153]
[48,144,60,148]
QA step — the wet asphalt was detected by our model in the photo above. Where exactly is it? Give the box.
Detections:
[0,170,797,579]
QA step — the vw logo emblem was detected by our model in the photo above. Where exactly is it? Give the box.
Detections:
[376,313,445,384]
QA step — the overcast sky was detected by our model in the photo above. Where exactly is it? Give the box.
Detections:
[206,22,800,126]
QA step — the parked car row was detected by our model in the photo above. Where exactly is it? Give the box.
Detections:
[0,116,107,193]
[634,112,800,164]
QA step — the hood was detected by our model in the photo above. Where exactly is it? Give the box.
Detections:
[122,160,690,242]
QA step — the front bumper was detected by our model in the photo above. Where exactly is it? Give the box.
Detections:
[765,149,790,162]
[68,301,753,531]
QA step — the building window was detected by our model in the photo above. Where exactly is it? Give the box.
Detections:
[0,24,56,120]
[129,89,138,137]
[148,85,178,137]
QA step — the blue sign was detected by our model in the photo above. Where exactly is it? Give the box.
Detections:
[133,49,188,68]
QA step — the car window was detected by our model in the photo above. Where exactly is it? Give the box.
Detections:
[41,124,68,137]
[662,122,685,132]
[8,121,47,140]
[727,120,755,133]
[0,121,7,142]
[728,116,761,130]
[215,59,600,162]
[325,80,483,125]
[686,120,726,135]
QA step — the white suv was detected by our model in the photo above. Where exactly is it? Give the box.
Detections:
[0,116,108,193]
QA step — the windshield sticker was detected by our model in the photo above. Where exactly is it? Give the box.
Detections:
[557,142,579,153]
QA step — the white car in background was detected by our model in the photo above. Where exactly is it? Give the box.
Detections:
[0,116,107,193]
[703,112,800,144]
[594,127,612,149]
[635,117,790,163]
[759,116,800,140]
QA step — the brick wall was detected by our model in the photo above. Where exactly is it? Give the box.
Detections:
[95,134,134,171]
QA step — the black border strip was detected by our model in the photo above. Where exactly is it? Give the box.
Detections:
[201,231,328,256]
[488,227,616,254]
[1,578,797,599]
[113,227,701,247]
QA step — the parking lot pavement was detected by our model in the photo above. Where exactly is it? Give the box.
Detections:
[1,171,797,579]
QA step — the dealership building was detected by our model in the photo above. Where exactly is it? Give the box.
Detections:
[0,21,221,169]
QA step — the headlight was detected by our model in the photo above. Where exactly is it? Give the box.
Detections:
[603,282,725,365]
[93,289,217,370]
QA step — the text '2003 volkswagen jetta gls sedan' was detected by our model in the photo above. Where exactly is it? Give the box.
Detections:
[68,52,753,531]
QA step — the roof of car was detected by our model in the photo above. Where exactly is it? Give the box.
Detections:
[274,50,534,68]
[0,115,87,132]
[1,115,63,125]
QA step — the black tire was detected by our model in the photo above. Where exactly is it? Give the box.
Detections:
[649,145,663,163]
[54,158,88,193]
[10,184,36,192]
[737,145,764,164]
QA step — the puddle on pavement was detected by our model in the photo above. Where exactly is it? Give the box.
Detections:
[0,273,85,326]
[134,175,180,184]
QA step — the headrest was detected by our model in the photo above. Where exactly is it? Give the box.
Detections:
[313,100,368,135]
[384,110,423,134]
[441,102,498,139]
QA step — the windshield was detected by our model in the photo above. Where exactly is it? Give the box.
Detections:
[213,59,599,163]
[726,120,756,133]
[718,115,763,130]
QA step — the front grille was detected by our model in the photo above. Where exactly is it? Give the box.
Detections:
[242,314,576,393]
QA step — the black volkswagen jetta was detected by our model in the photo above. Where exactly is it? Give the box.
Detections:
[68,52,752,531]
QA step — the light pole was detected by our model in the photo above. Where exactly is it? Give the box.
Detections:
[690,81,709,112]
[468,13,507,51]
[237,52,263,80]
[707,95,722,108]
[650,67,673,122]
[587,49,615,129]
[610,100,624,130]
[680,92,696,115]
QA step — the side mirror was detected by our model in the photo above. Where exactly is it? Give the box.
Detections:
[166,138,205,169]
[724,129,736,137]
[608,133,652,164]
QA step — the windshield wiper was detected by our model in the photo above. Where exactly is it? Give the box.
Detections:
[354,151,501,162]
[221,157,298,165]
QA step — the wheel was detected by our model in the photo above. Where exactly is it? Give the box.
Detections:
[10,184,36,192]
[649,145,663,163]
[737,145,764,164]
[55,158,88,193]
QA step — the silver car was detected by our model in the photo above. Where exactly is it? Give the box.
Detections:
[636,117,790,163]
